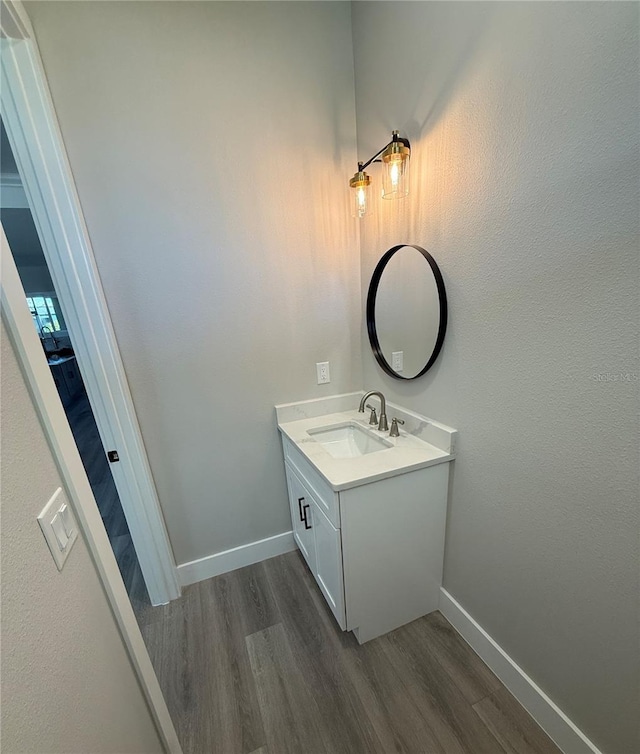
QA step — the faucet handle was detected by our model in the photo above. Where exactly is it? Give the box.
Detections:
[365,404,378,425]
[389,417,405,437]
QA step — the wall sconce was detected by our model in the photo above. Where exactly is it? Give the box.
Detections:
[349,130,411,219]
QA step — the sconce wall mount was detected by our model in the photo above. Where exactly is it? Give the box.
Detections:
[349,130,411,219]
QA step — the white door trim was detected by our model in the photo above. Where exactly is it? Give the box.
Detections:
[1,231,182,754]
[0,0,180,605]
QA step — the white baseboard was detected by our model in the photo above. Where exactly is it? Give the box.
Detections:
[177,531,296,587]
[439,588,602,754]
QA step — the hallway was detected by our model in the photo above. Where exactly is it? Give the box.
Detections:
[66,389,149,613]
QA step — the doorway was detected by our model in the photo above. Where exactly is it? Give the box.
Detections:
[1,118,149,612]
[0,17,179,607]
[0,5,181,748]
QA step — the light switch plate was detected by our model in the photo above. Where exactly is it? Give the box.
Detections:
[37,487,78,571]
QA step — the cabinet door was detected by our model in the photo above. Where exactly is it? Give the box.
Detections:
[285,466,317,573]
[313,502,346,630]
[50,363,70,405]
[64,359,82,399]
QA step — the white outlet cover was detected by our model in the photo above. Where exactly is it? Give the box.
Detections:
[392,351,404,372]
[37,487,79,571]
[316,361,330,384]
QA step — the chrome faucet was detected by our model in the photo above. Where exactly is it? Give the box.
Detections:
[358,390,388,432]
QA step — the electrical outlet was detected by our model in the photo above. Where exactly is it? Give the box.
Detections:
[316,361,330,384]
[392,351,404,372]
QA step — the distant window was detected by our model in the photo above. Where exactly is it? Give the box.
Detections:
[26,294,66,335]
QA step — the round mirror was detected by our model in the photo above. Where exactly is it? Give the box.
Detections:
[367,244,447,380]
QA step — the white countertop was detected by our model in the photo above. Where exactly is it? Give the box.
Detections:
[277,401,456,491]
[47,354,76,366]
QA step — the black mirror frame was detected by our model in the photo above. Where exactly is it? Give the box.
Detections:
[366,244,448,381]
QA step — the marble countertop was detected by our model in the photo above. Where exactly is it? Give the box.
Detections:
[277,396,456,491]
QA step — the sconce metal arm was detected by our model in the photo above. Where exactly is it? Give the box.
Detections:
[358,135,411,172]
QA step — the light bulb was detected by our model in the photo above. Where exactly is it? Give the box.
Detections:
[390,161,400,188]
[381,134,410,199]
[349,168,371,218]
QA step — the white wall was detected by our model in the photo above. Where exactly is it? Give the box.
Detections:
[352,3,639,752]
[0,320,162,753]
[27,1,361,565]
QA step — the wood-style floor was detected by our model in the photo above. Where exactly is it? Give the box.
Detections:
[138,550,562,754]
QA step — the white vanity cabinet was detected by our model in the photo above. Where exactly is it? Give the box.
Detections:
[284,453,346,630]
[281,434,451,643]
[284,465,317,575]
[312,502,345,626]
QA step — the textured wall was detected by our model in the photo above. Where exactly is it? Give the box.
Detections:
[0,320,162,753]
[352,3,639,752]
[27,1,361,565]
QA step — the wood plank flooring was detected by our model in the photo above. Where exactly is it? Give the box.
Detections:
[138,551,562,754]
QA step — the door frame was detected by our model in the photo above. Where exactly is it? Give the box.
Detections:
[0,0,180,606]
[2,229,183,754]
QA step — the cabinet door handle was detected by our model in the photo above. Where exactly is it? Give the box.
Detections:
[297,496,312,529]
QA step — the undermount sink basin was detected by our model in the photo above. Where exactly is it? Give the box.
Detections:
[308,422,392,459]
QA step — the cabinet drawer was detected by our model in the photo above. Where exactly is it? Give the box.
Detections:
[282,437,340,528]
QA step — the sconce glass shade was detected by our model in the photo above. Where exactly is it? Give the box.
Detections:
[381,138,410,200]
[349,169,372,219]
